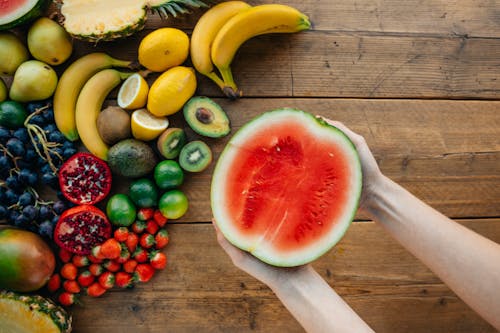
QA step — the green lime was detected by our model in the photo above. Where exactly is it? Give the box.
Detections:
[106,193,137,226]
[159,189,188,219]
[154,160,184,190]
[0,78,7,102]
[129,178,158,208]
[0,100,28,128]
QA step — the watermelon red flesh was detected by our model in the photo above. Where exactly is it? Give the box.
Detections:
[212,109,362,267]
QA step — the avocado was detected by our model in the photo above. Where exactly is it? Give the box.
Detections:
[183,96,230,138]
[107,139,157,178]
[179,140,212,172]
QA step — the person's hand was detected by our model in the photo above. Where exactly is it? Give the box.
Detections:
[212,220,310,288]
[319,117,384,210]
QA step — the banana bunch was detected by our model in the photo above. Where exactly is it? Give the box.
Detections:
[191,2,311,99]
[53,53,137,159]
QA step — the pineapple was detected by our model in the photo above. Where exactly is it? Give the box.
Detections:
[59,0,207,42]
[0,290,72,333]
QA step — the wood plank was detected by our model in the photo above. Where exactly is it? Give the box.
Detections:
[144,0,500,38]
[71,219,500,333]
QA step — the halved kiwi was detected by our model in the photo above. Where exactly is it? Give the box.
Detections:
[157,128,187,159]
[179,140,212,172]
[183,96,230,138]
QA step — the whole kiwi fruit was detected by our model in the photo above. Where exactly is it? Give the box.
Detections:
[97,106,131,145]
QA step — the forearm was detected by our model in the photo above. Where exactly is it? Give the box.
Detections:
[269,266,374,333]
[366,175,500,329]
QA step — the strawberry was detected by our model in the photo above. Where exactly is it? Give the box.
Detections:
[77,270,95,287]
[87,282,107,297]
[47,273,61,293]
[72,255,90,268]
[63,280,81,294]
[58,292,77,306]
[98,271,115,289]
[115,271,133,288]
[149,251,167,270]
[115,245,131,264]
[91,245,106,260]
[131,220,147,234]
[125,233,139,253]
[133,247,148,263]
[89,263,104,276]
[87,254,103,264]
[100,238,121,259]
[123,259,138,273]
[58,248,73,263]
[137,208,154,221]
[153,210,168,227]
[103,259,121,272]
[145,220,159,235]
[114,227,129,242]
[155,229,169,249]
[139,233,155,249]
[134,263,155,283]
[61,263,78,280]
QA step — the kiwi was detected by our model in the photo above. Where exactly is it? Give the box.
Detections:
[183,96,230,138]
[157,128,187,159]
[179,140,212,172]
[97,106,131,145]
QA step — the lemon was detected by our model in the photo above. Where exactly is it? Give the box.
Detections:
[138,28,190,72]
[117,73,149,110]
[131,108,169,141]
[147,66,197,117]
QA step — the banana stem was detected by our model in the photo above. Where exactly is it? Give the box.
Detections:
[111,58,141,71]
[117,71,134,80]
[218,67,241,99]
[203,72,227,91]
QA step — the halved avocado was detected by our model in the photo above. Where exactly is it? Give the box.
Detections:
[183,96,230,138]
[179,140,212,172]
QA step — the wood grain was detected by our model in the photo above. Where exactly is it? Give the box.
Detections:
[71,219,500,333]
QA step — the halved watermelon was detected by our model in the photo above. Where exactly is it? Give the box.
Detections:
[0,0,48,30]
[211,108,362,267]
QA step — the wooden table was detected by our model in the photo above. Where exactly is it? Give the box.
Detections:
[5,0,500,331]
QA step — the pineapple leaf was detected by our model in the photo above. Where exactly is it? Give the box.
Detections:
[151,0,208,18]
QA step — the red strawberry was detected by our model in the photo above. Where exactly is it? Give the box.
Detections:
[125,233,139,253]
[47,273,61,293]
[149,251,167,270]
[153,210,168,227]
[134,263,155,283]
[100,238,121,259]
[114,227,129,242]
[115,245,131,264]
[133,247,148,263]
[72,255,90,268]
[115,271,133,288]
[137,208,154,221]
[58,248,73,263]
[87,254,103,264]
[145,220,159,235]
[123,259,138,273]
[89,263,104,276]
[131,220,147,234]
[139,233,155,249]
[58,292,77,306]
[87,282,107,297]
[77,270,95,287]
[91,245,106,260]
[98,271,115,289]
[61,263,78,280]
[103,259,121,272]
[63,280,81,293]
[155,229,169,249]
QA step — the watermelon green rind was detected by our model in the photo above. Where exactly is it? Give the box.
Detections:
[0,0,49,30]
[211,108,362,267]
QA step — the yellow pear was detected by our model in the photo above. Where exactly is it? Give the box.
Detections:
[28,17,73,66]
[0,32,29,75]
[10,60,58,102]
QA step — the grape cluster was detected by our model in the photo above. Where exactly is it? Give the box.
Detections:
[0,101,78,238]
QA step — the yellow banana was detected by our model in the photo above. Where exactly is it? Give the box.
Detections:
[54,53,137,141]
[190,1,251,96]
[75,69,131,160]
[211,4,311,97]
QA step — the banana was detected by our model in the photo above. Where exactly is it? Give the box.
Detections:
[75,69,131,160]
[211,4,311,97]
[190,1,251,97]
[54,53,137,141]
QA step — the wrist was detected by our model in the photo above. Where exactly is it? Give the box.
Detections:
[362,174,393,217]
[267,265,317,294]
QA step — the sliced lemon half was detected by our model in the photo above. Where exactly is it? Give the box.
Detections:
[118,73,149,110]
[131,108,169,141]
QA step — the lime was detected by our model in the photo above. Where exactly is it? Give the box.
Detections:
[154,160,184,190]
[129,178,158,208]
[106,194,137,226]
[159,189,188,219]
[0,78,7,102]
[0,100,28,128]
